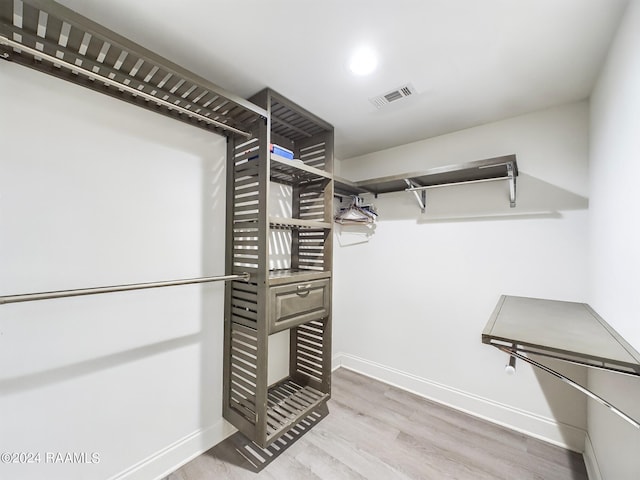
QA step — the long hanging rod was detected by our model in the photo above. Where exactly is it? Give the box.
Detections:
[0,35,253,138]
[404,175,510,191]
[495,345,640,429]
[0,273,250,305]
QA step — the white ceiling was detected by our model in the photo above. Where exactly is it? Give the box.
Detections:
[57,0,629,159]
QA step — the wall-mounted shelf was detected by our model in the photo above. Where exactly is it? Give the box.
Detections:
[334,176,373,197]
[335,155,517,212]
[0,0,265,138]
[482,295,640,428]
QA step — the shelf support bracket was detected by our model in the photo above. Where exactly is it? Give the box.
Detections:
[507,162,516,208]
[494,345,640,429]
[404,179,426,213]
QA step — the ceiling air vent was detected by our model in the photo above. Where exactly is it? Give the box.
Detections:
[369,83,417,108]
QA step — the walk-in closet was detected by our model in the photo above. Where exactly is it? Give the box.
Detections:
[2,1,639,479]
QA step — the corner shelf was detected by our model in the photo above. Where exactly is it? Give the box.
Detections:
[482,295,640,428]
[336,155,518,212]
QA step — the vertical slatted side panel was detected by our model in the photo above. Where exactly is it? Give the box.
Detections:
[232,137,261,273]
[298,187,326,221]
[231,280,258,329]
[296,229,328,271]
[296,131,333,272]
[229,321,259,423]
[269,229,292,270]
[299,141,326,170]
[297,182,327,269]
[224,130,267,445]
[291,319,330,392]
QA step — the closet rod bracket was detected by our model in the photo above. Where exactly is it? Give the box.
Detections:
[404,179,426,213]
[507,162,516,208]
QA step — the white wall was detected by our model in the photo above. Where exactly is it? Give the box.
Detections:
[0,62,232,480]
[588,1,640,479]
[334,102,590,451]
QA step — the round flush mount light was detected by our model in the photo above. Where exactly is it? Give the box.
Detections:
[349,47,377,76]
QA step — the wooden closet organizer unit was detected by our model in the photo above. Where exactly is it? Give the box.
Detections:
[224,89,333,447]
[1,0,333,449]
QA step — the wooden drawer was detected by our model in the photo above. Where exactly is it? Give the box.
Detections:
[269,279,330,333]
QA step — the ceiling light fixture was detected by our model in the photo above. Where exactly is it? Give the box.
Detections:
[349,47,377,76]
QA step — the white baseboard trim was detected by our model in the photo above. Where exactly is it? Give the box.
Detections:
[108,420,238,480]
[333,352,587,453]
[583,433,603,480]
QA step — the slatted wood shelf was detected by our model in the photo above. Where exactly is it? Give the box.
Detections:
[268,269,331,285]
[252,89,333,143]
[483,295,640,375]
[270,155,332,186]
[268,217,332,230]
[0,0,265,138]
[355,156,517,193]
[336,155,518,210]
[482,295,640,429]
[265,379,329,444]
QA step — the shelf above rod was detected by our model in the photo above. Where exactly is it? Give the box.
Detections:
[482,295,640,429]
[0,273,250,305]
[495,344,639,429]
[0,0,266,138]
[0,35,253,138]
[337,155,518,211]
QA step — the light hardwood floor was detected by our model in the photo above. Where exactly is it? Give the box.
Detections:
[165,368,588,480]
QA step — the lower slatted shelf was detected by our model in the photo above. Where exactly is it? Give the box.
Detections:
[265,379,329,443]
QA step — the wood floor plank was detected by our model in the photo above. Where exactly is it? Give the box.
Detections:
[164,368,588,480]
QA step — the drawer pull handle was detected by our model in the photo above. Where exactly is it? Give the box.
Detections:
[296,284,312,297]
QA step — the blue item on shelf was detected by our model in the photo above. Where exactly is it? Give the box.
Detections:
[270,144,294,160]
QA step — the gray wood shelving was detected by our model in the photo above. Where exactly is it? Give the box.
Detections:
[335,155,518,211]
[0,0,265,138]
[0,0,334,450]
[224,88,333,447]
[483,295,640,428]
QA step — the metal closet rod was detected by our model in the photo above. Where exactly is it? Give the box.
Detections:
[404,175,510,192]
[496,345,640,429]
[0,35,253,138]
[0,273,250,305]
